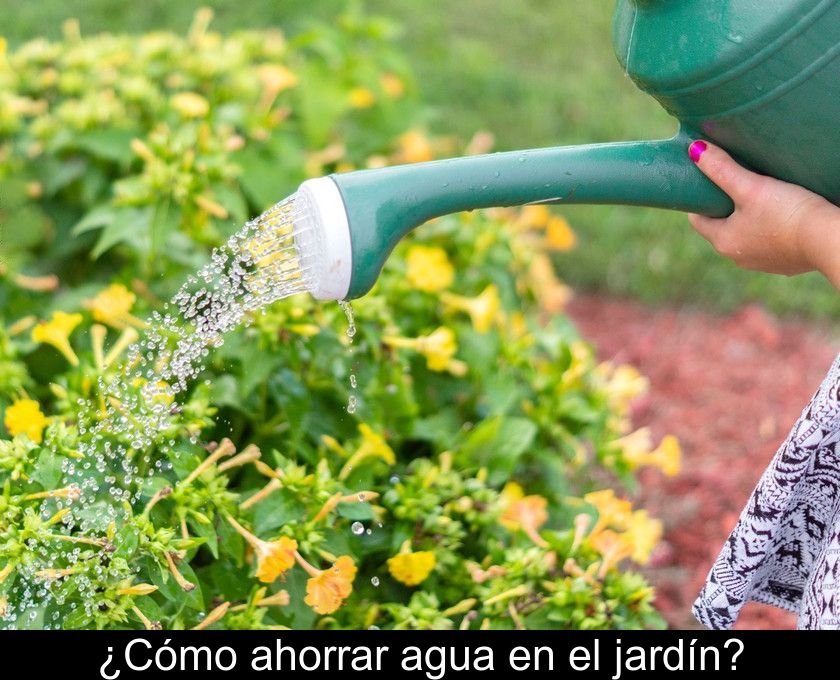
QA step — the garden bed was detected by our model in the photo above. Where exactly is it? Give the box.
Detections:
[568,293,840,629]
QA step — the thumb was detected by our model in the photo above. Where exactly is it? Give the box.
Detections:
[688,140,759,202]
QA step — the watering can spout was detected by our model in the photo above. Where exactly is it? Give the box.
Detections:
[299,129,733,300]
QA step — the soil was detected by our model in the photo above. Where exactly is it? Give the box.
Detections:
[567,293,840,630]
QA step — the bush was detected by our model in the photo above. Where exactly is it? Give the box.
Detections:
[0,9,678,629]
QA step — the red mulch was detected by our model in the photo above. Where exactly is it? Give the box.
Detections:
[567,294,840,630]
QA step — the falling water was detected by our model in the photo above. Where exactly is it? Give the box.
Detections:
[340,301,358,415]
[7,193,320,627]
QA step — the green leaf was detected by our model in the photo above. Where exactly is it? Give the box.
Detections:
[91,207,152,259]
[30,449,64,489]
[71,128,138,166]
[458,416,537,485]
[336,501,375,521]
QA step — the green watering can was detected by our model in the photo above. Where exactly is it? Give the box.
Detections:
[293,0,840,300]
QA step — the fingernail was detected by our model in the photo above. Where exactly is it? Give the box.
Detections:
[689,140,708,163]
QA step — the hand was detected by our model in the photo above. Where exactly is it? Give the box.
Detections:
[686,140,840,286]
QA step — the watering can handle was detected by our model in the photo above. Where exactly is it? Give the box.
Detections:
[333,129,734,298]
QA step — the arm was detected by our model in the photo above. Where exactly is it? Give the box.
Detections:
[686,141,840,291]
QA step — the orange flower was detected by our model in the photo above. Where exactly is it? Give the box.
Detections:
[300,555,357,615]
[591,529,634,577]
[226,516,297,583]
[500,482,549,547]
[395,130,433,164]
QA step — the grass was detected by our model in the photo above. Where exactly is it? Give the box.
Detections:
[4,0,840,319]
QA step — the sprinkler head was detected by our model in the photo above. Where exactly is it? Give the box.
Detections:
[294,177,353,301]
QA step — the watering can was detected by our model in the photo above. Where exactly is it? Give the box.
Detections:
[294,0,840,300]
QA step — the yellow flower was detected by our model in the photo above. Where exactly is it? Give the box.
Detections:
[544,215,577,252]
[303,555,356,615]
[31,311,82,366]
[600,364,649,413]
[441,284,500,333]
[380,73,405,98]
[339,423,395,480]
[388,550,436,586]
[383,327,467,376]
[584,489,633,535]
[4,399,48,444]
[625,510,663,565]
[257,64,298,94]
[616,429,682,477]
[528,254,573,314]
[395,129,434,164]
[170,91,210,118]
[515,204,552,230]
[348,87,376,109]
[226,516,297,584]
[500,482,549,547]
[405,245,454,292]
[652,435,682,477]
[85,283,145,330]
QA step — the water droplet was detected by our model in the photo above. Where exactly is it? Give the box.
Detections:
[389,475,400,485]
[371,576,380,587]
[351,521,365,535]
[349,374,357,389]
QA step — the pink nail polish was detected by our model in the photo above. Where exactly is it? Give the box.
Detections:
[689,140,708,163]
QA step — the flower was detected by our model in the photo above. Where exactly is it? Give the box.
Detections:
[226,515,298,583]
[515,205,552,230]
[31,311,82,366]
[615,429,682,477]
[591,529,633,577]
[500,482,549,547]
[257,64,298,94]
[544,215,577,252]
[405,245,454,292]
[348,87,376,109]
[584,489,633,535]
[170,91,209,118]
[648,435,682,477]
[625,510,663,565]
[301,555,356,615]
[395,130,434,164]
[383,327,467,376]
[339,423,395,480]
[600,364,649,413]
[441,284,500,333]
[380,73,405,98]
[4,398,48,444]
[528,254,573,314]
[388,550,436,586]
[85,283,145,330]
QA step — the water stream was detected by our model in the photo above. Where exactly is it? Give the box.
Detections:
[11,193,322,626]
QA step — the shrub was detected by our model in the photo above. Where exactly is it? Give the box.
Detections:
[0,9,677,629]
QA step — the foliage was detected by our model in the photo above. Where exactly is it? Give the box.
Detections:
[0,10,677,629]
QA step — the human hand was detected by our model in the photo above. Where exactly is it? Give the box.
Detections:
[686,140,840,286]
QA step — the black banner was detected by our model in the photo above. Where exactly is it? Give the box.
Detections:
[10,629,817,678]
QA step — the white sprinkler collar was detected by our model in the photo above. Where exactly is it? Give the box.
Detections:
[297,176,352,301]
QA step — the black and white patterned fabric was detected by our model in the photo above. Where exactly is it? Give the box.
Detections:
[693,352,840,630]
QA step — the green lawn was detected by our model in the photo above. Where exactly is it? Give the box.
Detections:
[5,0,840,318]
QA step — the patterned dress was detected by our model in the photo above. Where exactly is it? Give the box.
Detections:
[694,353,840,629]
